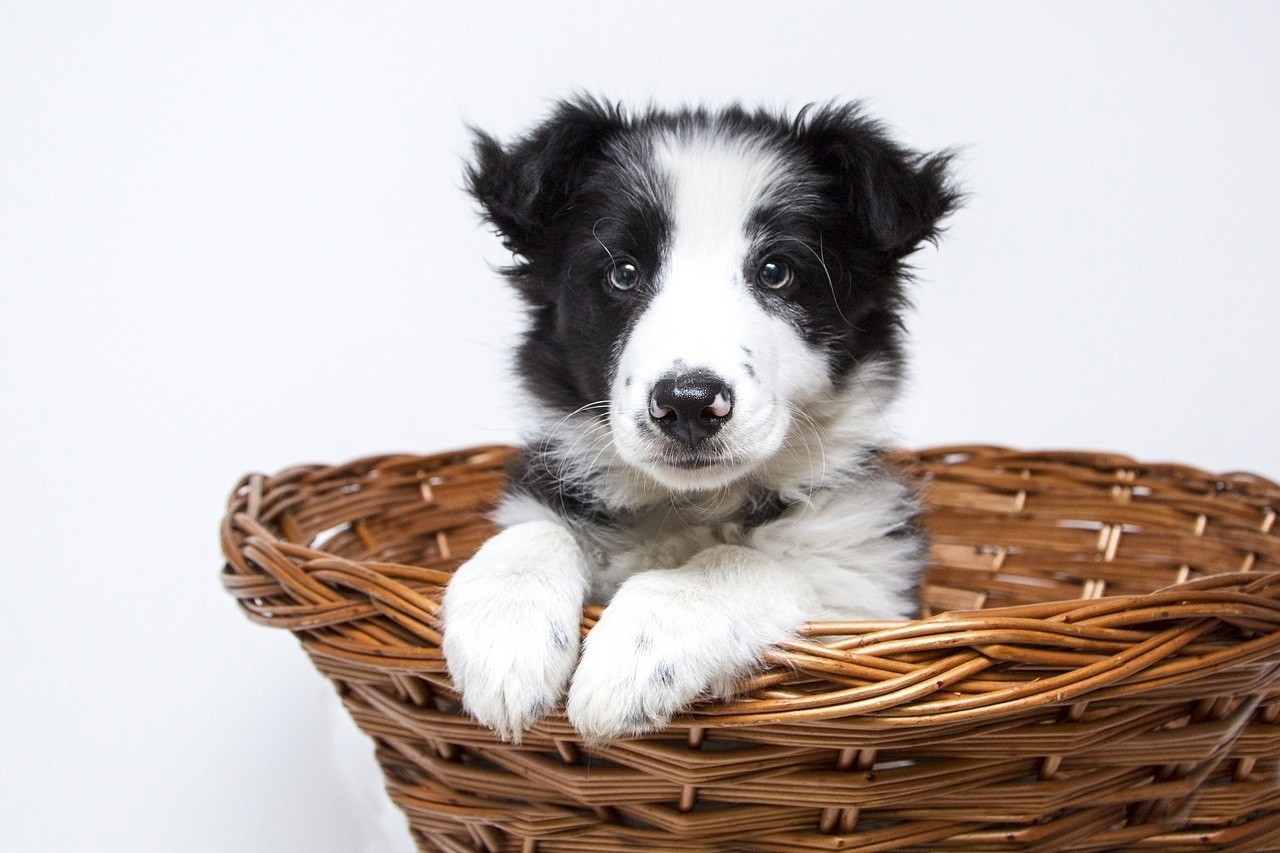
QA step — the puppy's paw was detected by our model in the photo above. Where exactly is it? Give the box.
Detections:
[566,571,766,743]
[442,521,588,742]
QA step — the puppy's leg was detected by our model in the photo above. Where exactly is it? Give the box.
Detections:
[566,545,810,743]
[442,520,588,742]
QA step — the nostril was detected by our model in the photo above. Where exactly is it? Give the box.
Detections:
[649,397,676,421]
[702,391,732,419]
[651,390,730,422]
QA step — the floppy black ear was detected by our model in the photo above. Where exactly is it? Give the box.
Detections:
[798,105,960,260]
[465,97,625,262]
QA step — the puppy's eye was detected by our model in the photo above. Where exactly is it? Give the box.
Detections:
[757,259,793,290]
[607,261,641,291]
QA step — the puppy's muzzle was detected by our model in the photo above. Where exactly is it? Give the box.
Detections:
[648,370,733,448]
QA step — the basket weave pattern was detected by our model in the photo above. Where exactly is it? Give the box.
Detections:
[221,446,1280,851]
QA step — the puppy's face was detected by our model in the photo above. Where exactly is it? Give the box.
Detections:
[468,100,955,493]
[601,135,839,491]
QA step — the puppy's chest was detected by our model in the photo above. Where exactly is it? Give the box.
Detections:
[587,509,748,603]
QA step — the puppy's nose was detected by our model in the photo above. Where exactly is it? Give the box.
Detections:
[649,371,733,447]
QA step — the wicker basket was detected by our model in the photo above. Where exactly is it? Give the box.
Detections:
[220,446,1280,852]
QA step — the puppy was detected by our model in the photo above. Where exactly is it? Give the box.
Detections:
[442,98,956,743]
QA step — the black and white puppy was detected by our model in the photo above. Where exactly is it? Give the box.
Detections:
[442,98,957,743]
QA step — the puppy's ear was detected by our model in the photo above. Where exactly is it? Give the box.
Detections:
[466,97,624,261]
[799,105,960,260]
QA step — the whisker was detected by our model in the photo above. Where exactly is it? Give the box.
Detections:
[775,235,852,327]
[782,401,828,507]
[854,371,892,437]
[592,219,618,268]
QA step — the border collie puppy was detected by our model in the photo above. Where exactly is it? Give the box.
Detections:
[443,98,957,743]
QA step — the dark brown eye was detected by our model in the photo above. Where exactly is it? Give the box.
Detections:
[757,259,793,290]
[607,261,641,291]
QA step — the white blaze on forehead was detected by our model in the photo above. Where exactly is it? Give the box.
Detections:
[619,132,791,372]
[614,130,823,388]
[656,133,789,276]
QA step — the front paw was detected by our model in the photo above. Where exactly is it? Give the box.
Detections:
[566,577,760,743]
[442,521,588,742]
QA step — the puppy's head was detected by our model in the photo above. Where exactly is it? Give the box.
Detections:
[468,98,957,494]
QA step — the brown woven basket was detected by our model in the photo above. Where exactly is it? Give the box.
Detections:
[220,446,1280,852]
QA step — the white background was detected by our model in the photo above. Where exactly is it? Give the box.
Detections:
[3,2,1278,850]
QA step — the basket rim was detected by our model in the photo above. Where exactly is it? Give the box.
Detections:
[220,444,1280,732]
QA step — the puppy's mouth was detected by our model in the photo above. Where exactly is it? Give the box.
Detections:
[660,452,728,471]
[650,436,751,473]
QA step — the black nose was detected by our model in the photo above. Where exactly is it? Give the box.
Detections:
[649,371,733,447]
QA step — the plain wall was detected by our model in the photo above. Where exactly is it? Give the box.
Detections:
[2,2,1277,850]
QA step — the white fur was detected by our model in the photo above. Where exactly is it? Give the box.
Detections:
[443,129,921,743]
[440,521,588,742]
[461,449,919,743]
[566,544,810,741]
